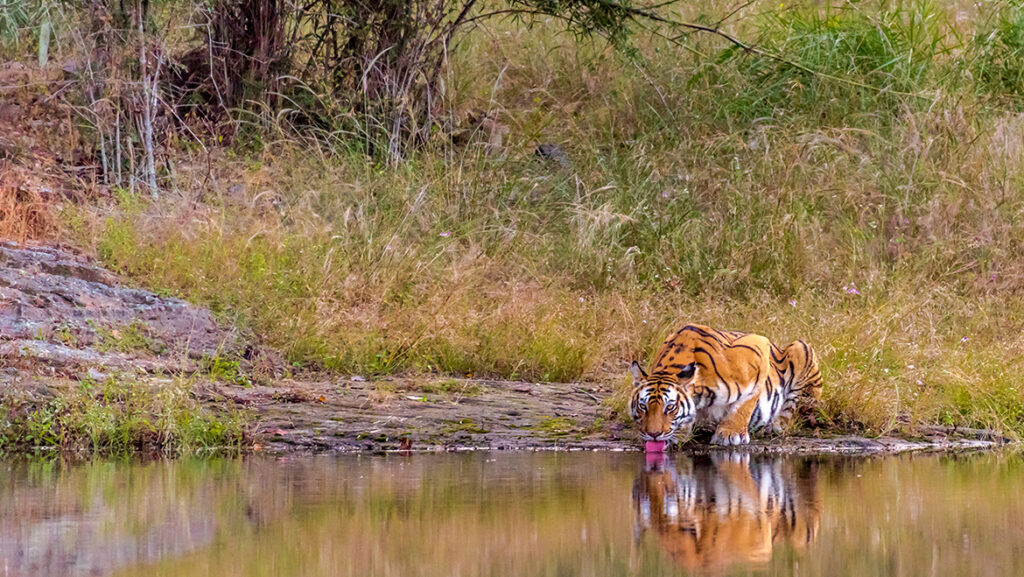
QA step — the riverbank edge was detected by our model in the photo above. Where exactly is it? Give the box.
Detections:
[253,434,1009,457]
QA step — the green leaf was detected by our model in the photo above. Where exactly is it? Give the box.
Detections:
[37,16,50,67]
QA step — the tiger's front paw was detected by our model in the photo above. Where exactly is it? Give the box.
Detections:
[711,429,750,446]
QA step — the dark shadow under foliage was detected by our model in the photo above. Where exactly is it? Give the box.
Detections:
[165,0,652,159]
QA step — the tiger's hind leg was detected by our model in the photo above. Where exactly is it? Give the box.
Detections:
[778,340,823,428]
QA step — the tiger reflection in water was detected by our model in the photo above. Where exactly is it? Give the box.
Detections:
[632,453,821,572]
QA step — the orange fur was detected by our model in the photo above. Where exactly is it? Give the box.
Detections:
[634,454,821,572]
[629,324,822,446]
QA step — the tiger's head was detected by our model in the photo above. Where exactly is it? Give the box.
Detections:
[628,361,696,443]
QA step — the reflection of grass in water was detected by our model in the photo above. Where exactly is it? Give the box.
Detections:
[0,378,249,455]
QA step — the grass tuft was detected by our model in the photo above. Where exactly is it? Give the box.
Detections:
[970,2,1024,105]
[0,378,250,456]
[718,1,948,123]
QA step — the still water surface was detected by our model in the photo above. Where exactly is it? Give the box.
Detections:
[2,450,1023,576]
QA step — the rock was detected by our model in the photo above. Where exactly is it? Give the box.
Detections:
[451,110,509,156]
[0,241,235,373]
[535,143,571,170]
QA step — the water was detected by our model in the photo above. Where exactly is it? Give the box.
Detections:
[2,450,1023,577]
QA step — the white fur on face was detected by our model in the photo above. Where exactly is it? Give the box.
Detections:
[629,385,694,435]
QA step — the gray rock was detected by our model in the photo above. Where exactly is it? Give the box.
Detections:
[534,143,571,170]
[0,241,234,373]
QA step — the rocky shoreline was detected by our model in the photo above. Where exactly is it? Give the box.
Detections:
[201,377,1007,455]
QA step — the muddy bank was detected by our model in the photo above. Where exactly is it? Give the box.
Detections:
[203,376,1007,455]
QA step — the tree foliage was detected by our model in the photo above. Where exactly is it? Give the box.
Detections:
[170,0,661,158]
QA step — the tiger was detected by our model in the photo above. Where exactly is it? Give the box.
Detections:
[633,453,821,572]
[628,324,822,446]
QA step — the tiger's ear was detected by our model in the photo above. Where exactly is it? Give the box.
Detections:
[630,361,647,384]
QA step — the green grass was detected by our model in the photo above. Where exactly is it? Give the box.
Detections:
[94,320,166,355]
[531,417,582,439]
[419,380,483,398]
[442,419,490,435]
[201,354,253,386]
[970,2,1024,106]
[718,1,949,123]
[0,378,250,456]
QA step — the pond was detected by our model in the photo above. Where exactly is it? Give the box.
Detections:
[1,450,1022,576]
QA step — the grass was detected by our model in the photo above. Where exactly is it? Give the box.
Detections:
[94,320,166,355]
[419,380,483,399]
[201,354,253,386]
[10,0,1024,441]
[532,417,582,439]
[971,2,1024,107]
[0,377,250,456]
[442,418,490,436]
[718,1,949,123]
[0,184,60,242]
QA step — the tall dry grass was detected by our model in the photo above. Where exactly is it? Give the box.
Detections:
[0,184,59,242]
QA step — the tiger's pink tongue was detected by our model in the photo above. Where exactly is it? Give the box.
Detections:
[645,440,667,453]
